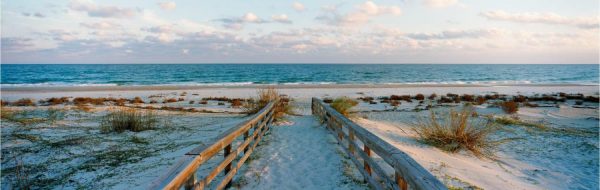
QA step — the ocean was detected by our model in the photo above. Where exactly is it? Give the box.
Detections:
[1,64,598,87]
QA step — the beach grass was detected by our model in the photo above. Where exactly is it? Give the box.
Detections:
[413,106,504,157]
[330,97,358,116]
[100,108,158,133]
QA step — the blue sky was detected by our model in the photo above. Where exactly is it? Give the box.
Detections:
[1,0,599,63]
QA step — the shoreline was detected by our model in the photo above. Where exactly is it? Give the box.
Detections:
[1,83,598,92]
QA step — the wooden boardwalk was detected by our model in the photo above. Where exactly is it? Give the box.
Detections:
[150,98,446,190]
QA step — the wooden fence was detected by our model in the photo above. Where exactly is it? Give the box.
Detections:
[312,98,447,190]
[149,100,278,190]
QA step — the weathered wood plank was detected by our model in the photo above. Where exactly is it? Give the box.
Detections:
[150,100,277,190]
[312,97,447,190]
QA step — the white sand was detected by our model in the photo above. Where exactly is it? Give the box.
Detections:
[1,84,598,189]
[238,116,366,190]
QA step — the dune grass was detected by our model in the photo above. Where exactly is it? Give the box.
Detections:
[413,107,504,157]
[330,97,358,116]
[100,108,158,133]
[500,101,519,114]
[243,87,294,121]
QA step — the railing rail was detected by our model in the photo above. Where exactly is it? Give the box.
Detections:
[312,98,447,190]
[149,100,279,190]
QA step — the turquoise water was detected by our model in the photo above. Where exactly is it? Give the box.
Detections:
[1,64,598,86]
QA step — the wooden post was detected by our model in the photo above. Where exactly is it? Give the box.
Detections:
[364,145,372,176]
[349,130,355,155]
[224,144,232,189]
[337,122,343,141]
[243,131,249,153]
[395,171,408,190]
[184,173,196,190]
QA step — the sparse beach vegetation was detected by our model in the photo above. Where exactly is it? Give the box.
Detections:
[100,108,158,133]
[330,97,358,116]
[413,107,504,157]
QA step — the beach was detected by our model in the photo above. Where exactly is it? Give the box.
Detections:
[1,84,598,189]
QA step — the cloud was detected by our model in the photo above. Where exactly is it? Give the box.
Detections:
[293,2,305,11]
[158,2,176,11]
[422,0,458,8]
[22,12,45,18]
[480,10,600,29]
[316,1,401,26]
[406,29,505,40]
[272,14,292,24]
[69,0,136,18]
[216,12,284,30]
[1,38,36,53]
[80,21,121,30]
[48,30,79,42]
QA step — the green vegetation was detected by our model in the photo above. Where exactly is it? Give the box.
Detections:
[413,107,505,157]
[243,87,295,121]
[100,108,158,133]
[330,97,358,116]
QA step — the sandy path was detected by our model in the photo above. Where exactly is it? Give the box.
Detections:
[238,116,366,190]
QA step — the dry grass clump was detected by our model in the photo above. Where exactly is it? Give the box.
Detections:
[100,108,158,133]
[13,98,36,106]
[163,98,178,103]
[413,107,502,157]
[130,97,145,104]
[231,99,243,107]
[73,97,109,106]
[330,97,358,116]
[500,101,519,114]
[428,93,437,100]
[414,94,425,100]
[243,88,294,121]
[44,97,70,105]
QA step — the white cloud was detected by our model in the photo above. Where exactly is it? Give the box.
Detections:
[242,12,261,23]
[480,10,600,29]
[182,49,189,54]
[80,21,121,30]
[272,14,292,24]
[69,0,136,18]
[293,2,305,12]
[158,2,177,11]
[406,29,506,40]
[317,1,401,26]
[422,0,458,8]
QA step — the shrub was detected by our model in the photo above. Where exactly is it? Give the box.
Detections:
[130,97,145,104]
[461,94,474,102]
[330,97,358,116]
[100,108,158,133]
[189,100,195,104]
[475,96,486,105]
[45,97,70,105]
[415,94,425,100]
[413,107,502,157]
[231,99,243,107]
[243,87,294,121]
[428,93,437,100]
[163,98,178,103]
[199,100,208,104]
[178,98,185,102]
[13,98,35,106]
[500,101,519,114]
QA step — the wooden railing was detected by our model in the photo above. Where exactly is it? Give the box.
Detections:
[149,100,278,190]
[312,98,447,190]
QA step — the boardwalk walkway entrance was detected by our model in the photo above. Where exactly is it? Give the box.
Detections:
[238,115,367,189]
[151,98,445,190]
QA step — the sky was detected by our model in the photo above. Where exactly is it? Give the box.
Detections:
[1,0,599,64]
